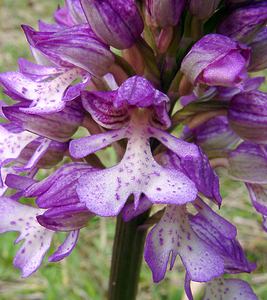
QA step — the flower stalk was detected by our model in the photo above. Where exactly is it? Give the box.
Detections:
[108,211,150,300]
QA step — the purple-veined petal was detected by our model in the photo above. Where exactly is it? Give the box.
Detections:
[152,132,222,204]
[193,197,237,239]
[49,230,79,262]
[69,127,127,158]
[3,101,84,142]
[144,205,224,283]
[0,197,54,277]
[22,24,114,76]
[37,203,93,231]
[82,90,130,129]
[190,211,254,274]
[203,278,258,300]
[23,163,95,208]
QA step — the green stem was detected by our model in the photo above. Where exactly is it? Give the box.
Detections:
[108,211,150,300]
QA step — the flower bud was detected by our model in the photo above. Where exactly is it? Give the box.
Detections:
[80,0,144,49]
[248,27,267,71]
[228,90,267,144]
[146,0,186,27]
[189,0,220,20]
[218,3,267,42]
[181,34,250,87]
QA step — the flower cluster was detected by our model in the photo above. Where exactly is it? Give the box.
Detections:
[0,0,266,299]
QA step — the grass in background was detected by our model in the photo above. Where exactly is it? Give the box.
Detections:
[0,1,267,299]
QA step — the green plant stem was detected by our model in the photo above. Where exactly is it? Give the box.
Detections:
[108,211,150,300]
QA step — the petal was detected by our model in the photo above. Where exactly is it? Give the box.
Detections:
[37,203,93,231]
[3,101,84,142]
[191,214,253,273]
[69,127,127,158]
[81,90,130,129]
[144,205,224,283]
[24,163,94,208]
[0,124,37,166]
[49,230,79,262]
[0,68,84,114]
[0,197,54,277]
[155,134,222,205]
[203,278,258,300]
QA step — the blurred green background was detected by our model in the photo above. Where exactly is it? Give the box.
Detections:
[0,1,267,299]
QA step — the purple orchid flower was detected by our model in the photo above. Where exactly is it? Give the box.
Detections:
[181,34,250,87]
[0,163,95,276]
[69,76,218,216]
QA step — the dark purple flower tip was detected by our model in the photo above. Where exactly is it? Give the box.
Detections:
[189,0,220,20]
[228,142,267,184]
[248,27,267,71]
[80,0,144,49]
[191,116,240,152]
[146,0,186,27]
[218,2,267,42]
[228,90,267,144]
[22,24,114,76]
[181,34,250,87]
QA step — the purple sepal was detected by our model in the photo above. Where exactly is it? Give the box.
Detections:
[228,91,267,144]
[22,24,114,76]
[80,0,144,49]
[146,0,186,27]
[181,34,250,87]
